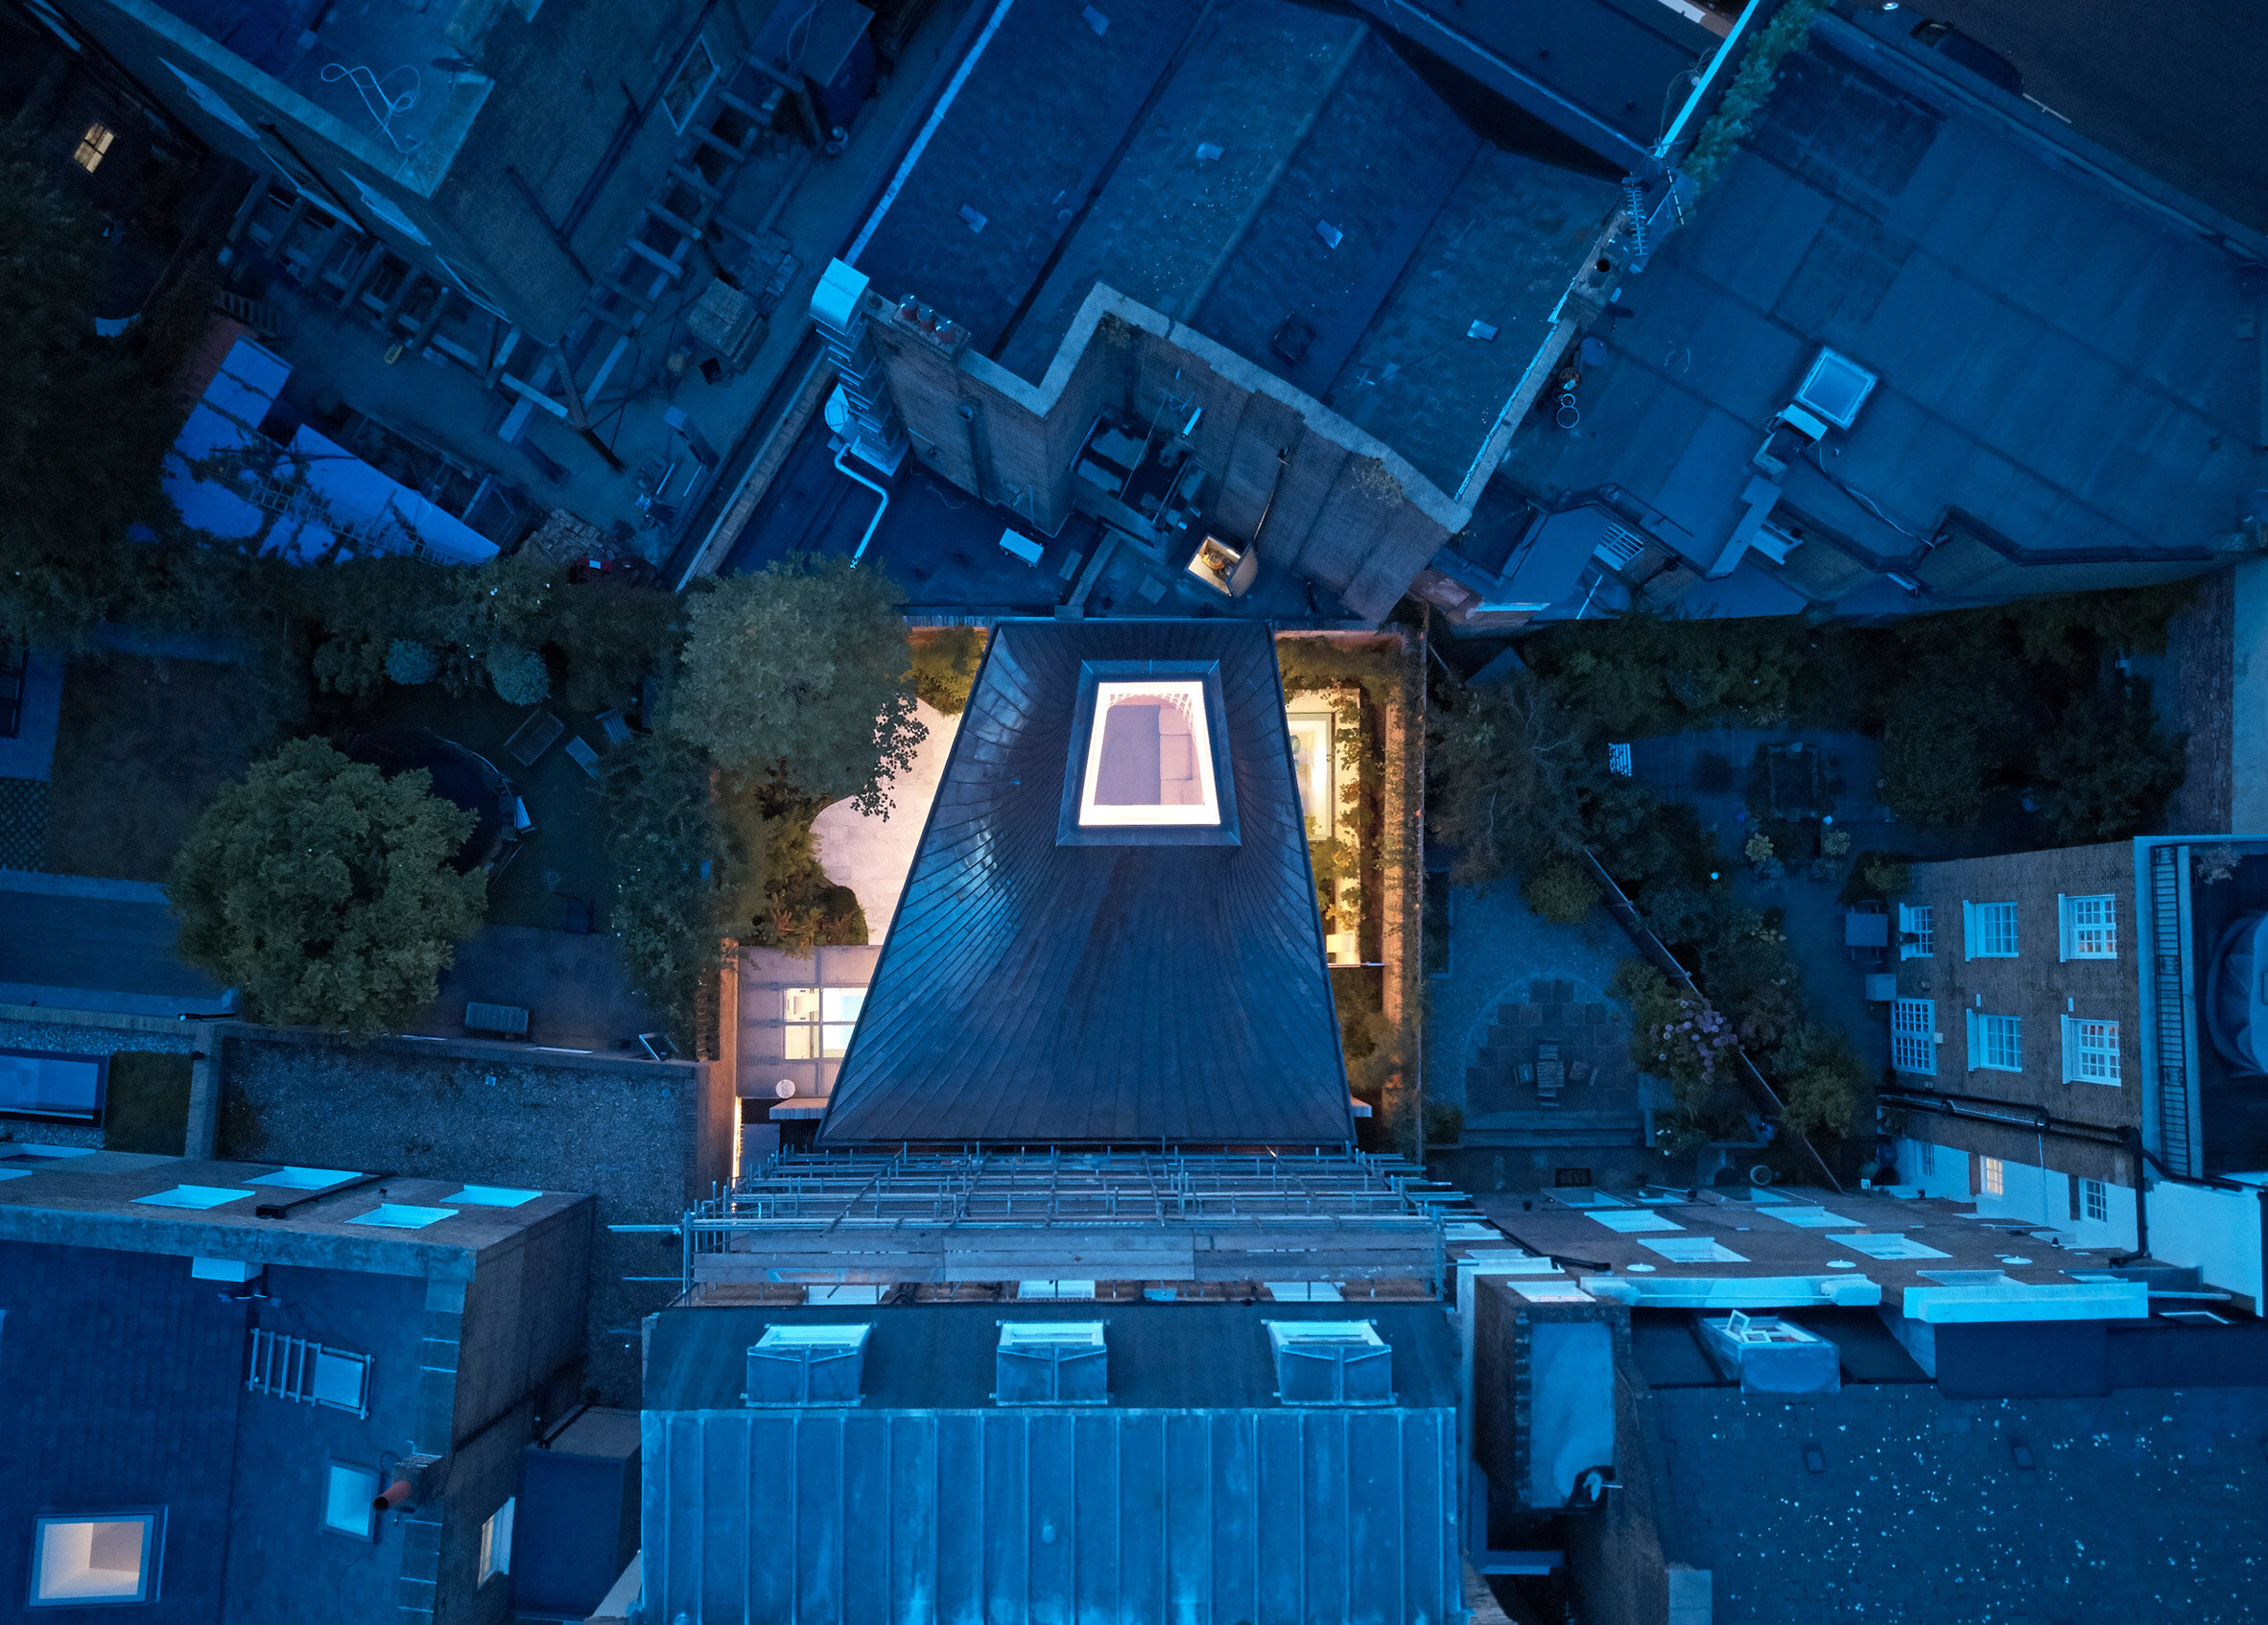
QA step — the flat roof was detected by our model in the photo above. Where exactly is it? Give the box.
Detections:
[1496,30,2259,604]
[853,0,1618,499]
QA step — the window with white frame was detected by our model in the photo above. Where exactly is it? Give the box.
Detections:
[478,1498,514,1585]
[30,1513,158,1606]
[784,987,865,1059]
[1914,1142,1935,1176]
[2059,894,2116,960]
[73,122,114,173]
[1979,1156,2004,1197]
[2063,1017,2120,1084]
[2081,1178,2109,1223]
[661,38,720,132]
[1967,1011,2021,1072]
[1898,903,1933,958]
[1963,900,2018,958]
[1890,999,1935,1074]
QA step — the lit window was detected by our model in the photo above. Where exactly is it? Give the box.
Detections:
[478,1498,514,1584]
[2060,894,2116,960]
[2082,1179,2109,1224]
[784,987,864,1059]
[1968,1012,2021,1072]
[30,1514,156,1606]
[1979,1156,2004,1197]
[323,1463,379,1540]
[1890,999,1935,1075]
[1898,903,1933,958]
[2063,1017,2120,1084]
[1963,900,2018,958]
[73,123,113,173]
[1077,681,1219,827]
[660,38,720,132]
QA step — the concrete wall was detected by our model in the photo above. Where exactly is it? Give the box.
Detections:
[863,283,1463,620]
[2147,1178,2266,1306]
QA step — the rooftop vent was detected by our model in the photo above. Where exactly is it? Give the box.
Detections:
[995,1321,1108,1405]
[1266,1320,1393,1406]
[744,1324,871,1407]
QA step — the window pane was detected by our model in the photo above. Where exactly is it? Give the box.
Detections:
[1891,1000,1935,1074]
[2069,895,2116,956]
[783,1024,818,1061]
[33,1517,150,1603]
[784,988,821,1022]
[325,1463,378,1538]
[1980,1157,2003,1196]
[1974,902,2018,956]
[479,1498,515,1583]
[820,1023,856,1058]
[820,988,865,1024]
[1978,1015,2020,1072]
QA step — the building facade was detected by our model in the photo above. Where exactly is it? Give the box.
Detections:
[1885,837,2268,1307]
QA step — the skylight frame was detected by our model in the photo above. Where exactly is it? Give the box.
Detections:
[1056,659,1240,847]
[1076,679,1221,828]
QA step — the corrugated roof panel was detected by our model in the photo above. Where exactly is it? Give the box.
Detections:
[641,1406,1457,1624]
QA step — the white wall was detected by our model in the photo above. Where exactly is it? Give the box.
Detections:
[2148,1180,2266,1305]
[1899,1136,1971,1202]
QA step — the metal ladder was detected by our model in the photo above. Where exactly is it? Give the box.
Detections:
[2148,843,2194,1176]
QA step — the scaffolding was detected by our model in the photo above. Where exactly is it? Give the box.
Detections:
[655,1147,1474,1296]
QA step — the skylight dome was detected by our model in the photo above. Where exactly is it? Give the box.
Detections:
[1077,680,1220,827]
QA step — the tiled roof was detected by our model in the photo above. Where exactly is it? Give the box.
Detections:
[817,621,1352,1145]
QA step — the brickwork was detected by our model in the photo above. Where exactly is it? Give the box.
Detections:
[1896,842,2144,1185]
[1648,1382,2268,1622]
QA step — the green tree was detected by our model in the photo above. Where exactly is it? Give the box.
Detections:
[1522,859,1597,925]
[1428,674,1588,888]
[596,734,736,1038]
[169,738,487,1040]
[2035,683,2186,843]
[0,125,201,647]
[670,556,924,812]
[909,625,986,715]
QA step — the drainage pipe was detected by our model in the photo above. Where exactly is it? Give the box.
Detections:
[834,449,889,566]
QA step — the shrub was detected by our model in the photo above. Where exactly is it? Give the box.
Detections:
[485,643,550,705]
[2034,682,2185,843]
[1862,857,1911,897]
[909,626,986,715]
[1522,860,1596,924]
[385,639,438,686]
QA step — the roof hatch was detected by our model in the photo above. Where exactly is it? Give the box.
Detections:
[995,1321,1108,1405]
[1266,1320,1394,1405]
[744,1324,872,1407]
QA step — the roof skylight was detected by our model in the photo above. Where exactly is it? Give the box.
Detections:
[1076,681,1220,827]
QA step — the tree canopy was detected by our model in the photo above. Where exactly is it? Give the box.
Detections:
[669,556,924,812]
[169,738,488,1040]
[0,124,203,648]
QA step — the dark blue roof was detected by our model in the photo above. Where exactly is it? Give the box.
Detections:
[818,621,1352,1145]
[1495,25,2262,608]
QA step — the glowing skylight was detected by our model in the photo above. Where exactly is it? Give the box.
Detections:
[1076,680,1220,827]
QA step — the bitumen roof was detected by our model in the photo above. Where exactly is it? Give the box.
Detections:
[816,620,1353,1146]
[0,1237,430,1625]
[1496,27,2264,607]
[1639,1381,2268,1622]
[645,1300,1458,1412]
[852,0,1618,499]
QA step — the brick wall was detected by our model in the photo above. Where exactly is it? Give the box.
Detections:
[1895,842,2143,1190]
[452,1197,595,1444]
[865,282,1458,619]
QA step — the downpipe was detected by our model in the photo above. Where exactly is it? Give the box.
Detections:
[834,449,889,567]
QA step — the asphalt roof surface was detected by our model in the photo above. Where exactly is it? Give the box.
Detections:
[1498,28,2263,605]
[853,0,1618,499]
[817,620,1353,1145]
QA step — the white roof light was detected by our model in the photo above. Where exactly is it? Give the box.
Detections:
[248,1166,360,1189]
[445,1186,542,1207]
[132,1185,252,1210]
[1077,680,1220,827]
[347,1203,458,1229]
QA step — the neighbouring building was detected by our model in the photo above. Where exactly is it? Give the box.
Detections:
[1464,1183,2268,1623]
[39,0,820,346]
[1466,10,2268,624]
[827,0,1646,620]
[1884,836,2268,1309]
[0,1141,592,1623]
